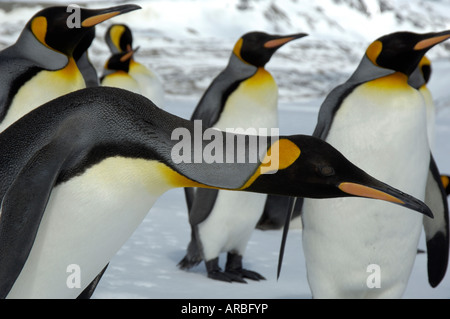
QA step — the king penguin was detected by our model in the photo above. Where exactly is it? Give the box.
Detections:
[0,4,140,132]
[177,31,308,283]
[0,86,432,298]
[293,30,450,298]
[101,49,141,95]
[101,24,165,107]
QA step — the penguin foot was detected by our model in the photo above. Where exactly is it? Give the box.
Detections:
[208,270,247,283]
[205,258,247,283]
[228,268,266,281]
[225,252,266,281]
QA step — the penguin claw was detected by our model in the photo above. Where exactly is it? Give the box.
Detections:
[207,270,247,283]
[240,269,266,281]
[227,269,265,281]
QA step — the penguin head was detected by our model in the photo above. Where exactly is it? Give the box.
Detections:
[105,24,133,54]
[245,135,432,217]
[25,5,140,57]
[419,56,432,84]
[103,48,138,74]
[232,31,307,67]
[365,30,450,76]
[72,28,96,62]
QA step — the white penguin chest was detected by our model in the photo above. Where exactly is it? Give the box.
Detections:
[7,158,187,299]
[0,58,85,132]
[129,61,165,107]
[101,71,141,94]
[302,75,430,298]
[214,67,278,130]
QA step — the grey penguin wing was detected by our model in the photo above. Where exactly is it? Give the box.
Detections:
[0,138,74,298]
[189,188,220,226]
[423,154,449,287]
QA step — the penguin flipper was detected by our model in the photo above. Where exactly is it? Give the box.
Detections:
[184,187,195,212]
[189,188,219,226]
[178,188,219,269]
[0,140,72,298]
[423,154,449,287]
[277,197,301,279]
[257,194,302,230]
[77,264,109,299]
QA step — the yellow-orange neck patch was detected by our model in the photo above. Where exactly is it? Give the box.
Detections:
[240,138,301,189]
[365,72,410,90]
[441,175,450,189]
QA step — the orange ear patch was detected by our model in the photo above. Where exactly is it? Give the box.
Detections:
[240,138,301,189]
[31,16,51,49]
[365,40,382,65]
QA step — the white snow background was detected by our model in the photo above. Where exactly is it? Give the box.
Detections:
[1,0,450,299]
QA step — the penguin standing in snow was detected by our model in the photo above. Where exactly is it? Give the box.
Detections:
[178,31,308,282]
[0,5,140,132]
[0,86,432,298]
[287,31,450,298]
[102,24,165,107]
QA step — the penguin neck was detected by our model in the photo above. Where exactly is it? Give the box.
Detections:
[227,54,258,79]
[347,55,396,85]
[14,28,69,71]
[408,65,426,90]
[365,72,411,90]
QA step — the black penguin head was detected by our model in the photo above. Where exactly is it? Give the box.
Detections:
[26,5,140,57]
[105,24,133,53]
[366,30,450,76]
[72,27,95,62]
[103,48,138,74]
[245,135,433,218]
[232,31,307,67]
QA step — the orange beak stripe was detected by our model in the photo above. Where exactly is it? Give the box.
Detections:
[81,11,120,27]
[264,37,296,49]
[414,34,450,50]
[120,50,134,62]
[338,182,405,204]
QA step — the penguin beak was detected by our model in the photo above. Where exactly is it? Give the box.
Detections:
[338,181,433,218]
[81,4,141,28]
[264,33,308,49]
[120,46,140,62]
[414,30,450,51]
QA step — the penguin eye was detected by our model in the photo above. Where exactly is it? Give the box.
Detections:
[318,165,335,177]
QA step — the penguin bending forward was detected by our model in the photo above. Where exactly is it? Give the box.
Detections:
[0,5,140,132]
[0,87,432,298]
[280,30,450,299]
[178,31,307,283]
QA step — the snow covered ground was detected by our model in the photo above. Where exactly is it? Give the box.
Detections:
[1,0,450,299]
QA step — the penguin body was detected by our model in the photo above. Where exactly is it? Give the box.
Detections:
[298,31,450,298]
[0,86,432,298]
[179,31,306,282]
[0,5,140,132]
[102,24,165,106]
